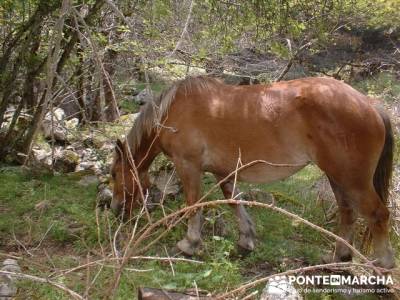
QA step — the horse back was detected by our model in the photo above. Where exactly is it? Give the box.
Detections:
[158,77,385,184]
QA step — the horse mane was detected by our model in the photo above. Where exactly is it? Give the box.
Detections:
[126,76,222,152]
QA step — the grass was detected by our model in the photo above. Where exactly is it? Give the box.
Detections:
[0,166,99,248]
[2,158,399,299]
[1,73,400,299]
[0,162,354,299]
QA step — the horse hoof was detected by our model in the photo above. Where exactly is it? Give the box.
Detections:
[374,259,396,270]
[237,245,253,257]
[176,238,201,256]
[238,236,255,252]
[373,251,396,269]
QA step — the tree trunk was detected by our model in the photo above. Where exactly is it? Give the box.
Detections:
[20,0,71,159]
[103,48,119,122]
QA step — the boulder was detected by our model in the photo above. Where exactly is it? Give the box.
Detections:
[53,149,80,173]
[151,170,180,197]
[260,276,302,300]
[0,259,21,299]
[135,88,153,105]
[97,184,113,208]
[65,118,79,130]
[118,113,140,126]
[76,148,102,173]
[41,108,67,142]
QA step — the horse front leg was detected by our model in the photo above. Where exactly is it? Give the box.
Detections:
[217,176,256,252]
[175,160,203,256]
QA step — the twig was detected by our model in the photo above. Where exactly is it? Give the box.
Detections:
[169,0,195,57]
[133,199,378,273]
[55,256,203,278]
[275,40,313,82]
[0,270,84,300]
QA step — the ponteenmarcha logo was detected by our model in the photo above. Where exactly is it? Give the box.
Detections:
[287,275,393,286]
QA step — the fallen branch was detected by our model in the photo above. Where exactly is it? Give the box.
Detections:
[134,199,377,272]
[0,270,84,300]
[54,255,203,278]
[138,287,211,300]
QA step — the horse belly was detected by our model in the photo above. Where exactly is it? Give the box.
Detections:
[237,163,307,184]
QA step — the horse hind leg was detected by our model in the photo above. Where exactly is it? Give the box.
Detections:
[217,176,256,252]
[323,178,357,263]
[354,186,395,269]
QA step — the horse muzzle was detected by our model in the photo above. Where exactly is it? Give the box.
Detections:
[110,198,123,217]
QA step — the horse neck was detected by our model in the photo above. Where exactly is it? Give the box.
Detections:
[133,130,160,172]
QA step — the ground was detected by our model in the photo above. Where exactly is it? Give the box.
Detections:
[1,73,400,299]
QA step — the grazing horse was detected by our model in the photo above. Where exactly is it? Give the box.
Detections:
[110,76,395,268]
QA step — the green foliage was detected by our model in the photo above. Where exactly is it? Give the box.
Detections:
[0,166,99,248]
[352,72,400,103]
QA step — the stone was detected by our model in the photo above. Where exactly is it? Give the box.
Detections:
[32,148,52,166]
[152,170,180,197]
[0,259,20,299]
[53,149,80,173]
[118,113,140,126]
[135,88,153,105]
[260,276,302,300]
[65,118,79,130]
[97,184,113,208]
[41,108,68,142]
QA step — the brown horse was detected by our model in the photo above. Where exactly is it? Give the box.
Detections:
[110,76,395,268]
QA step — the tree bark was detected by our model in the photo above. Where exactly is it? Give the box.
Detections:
[20,0,71,159]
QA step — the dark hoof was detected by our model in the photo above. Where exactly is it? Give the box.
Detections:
[237,245,253,257]
[176,238,201,256]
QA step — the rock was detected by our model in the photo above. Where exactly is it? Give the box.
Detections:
[0,259,21,299]
[118,113,140,126]
[32,148,52,166]
[97,184,113,208]
[41,108,68,142]
[135,88,153,105]
[53,149,80,173]
[52,108,66,121]
[83,135,107,149]
[65,118,79,130]
[76,148,102,172]
[1,260,20,273]
[100,141,115,152]
[260,276,302,300]
[151,170,180,197]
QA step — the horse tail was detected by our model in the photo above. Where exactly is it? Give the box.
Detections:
[373,107,394,205]
[360,107,394,253]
